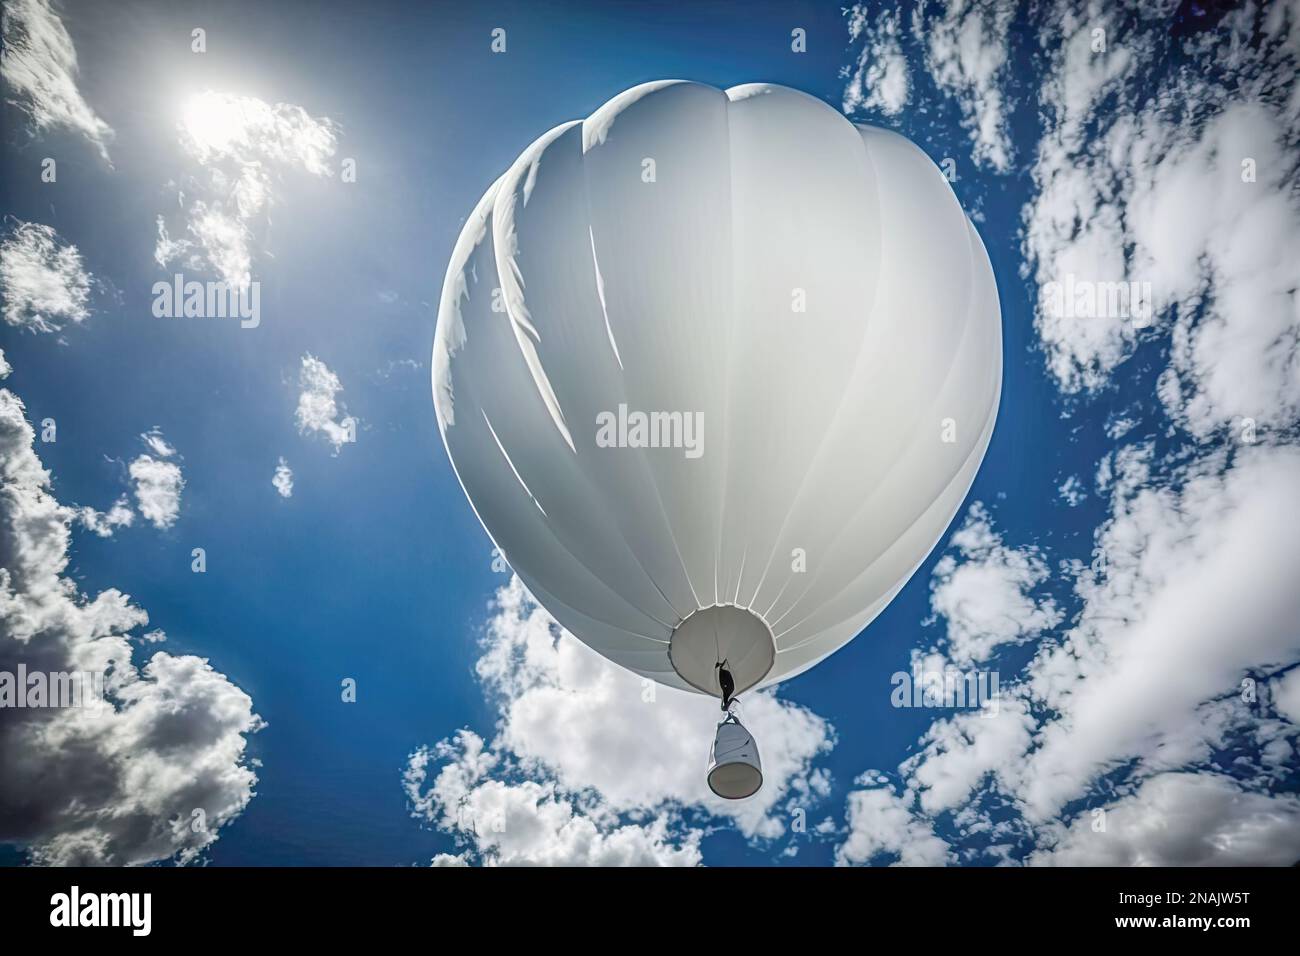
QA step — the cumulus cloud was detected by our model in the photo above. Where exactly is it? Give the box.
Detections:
[926,504,1062,666]
[405,733,703,867]
[272,457,293,498]
[842,6,911,116]
[0,220,91,332]
[0,0,112,161]
[1273,668,1300,725]
[1019,444,1300,821]
[296,355,356,452]
[842,1,1017,169]
[154,91,337,290]
[1030,773,1300,866]
[1023,0,1300,434]
[129,430,183,530]
[836,0,1300,867]
[0,371,261,865]
[837,779,953,866]
[1000,2,1300,852]
[902,692,1038,818]
[405,576,836,865]
[917,0,1016,171]
[842,442,1300,865]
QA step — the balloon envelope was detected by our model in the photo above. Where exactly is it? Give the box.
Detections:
[434,80,1001,699]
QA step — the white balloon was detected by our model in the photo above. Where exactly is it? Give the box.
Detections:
[434,81,1001,699]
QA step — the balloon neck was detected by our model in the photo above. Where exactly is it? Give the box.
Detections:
[667,605,775,700]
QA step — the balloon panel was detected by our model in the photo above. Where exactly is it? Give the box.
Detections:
[434,81,1002,695]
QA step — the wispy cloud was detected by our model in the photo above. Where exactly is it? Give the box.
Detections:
[920,0,1015,172]
[296,355,356,453]
[140,427,176,459]
[272,457,293,498]
[842,6,911,116]
[0,0,112,161]
[155,91,338,290]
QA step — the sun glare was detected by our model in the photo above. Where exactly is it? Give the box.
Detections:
[181,91,249,154]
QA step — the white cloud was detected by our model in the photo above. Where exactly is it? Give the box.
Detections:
[152,217,189,271]
[77,496,134,537]
[178,91,336,175]
[272,457,293,498]
[1000,1,1300,839]
[0,373,261,865]
[405,576,836,864]
[1030,773,1300,866]
[853,443,1300,864]
[832,4,1300,866]
[405,733,702,867]
[842,1,1018,167]
[1135,102,1300,437]
[836,780,953,866]
[1023,0,1300,434]
[154,91,337,290]
[140,427,176,459]
[842,6,911,116]
[0,0,112,161]
[296,355,356,453]
[1018,444,1300,821]
[1105,415,1137,441]
[1018,0,1151,390]
[927,503,1062,665]
[902,692,1038,817]
[1058,474,1085,506]
[376,357,421,379]
[1273,668,1300,725]
[0,220,91,332]
[918,0,1016,171]
[129,431,184,530]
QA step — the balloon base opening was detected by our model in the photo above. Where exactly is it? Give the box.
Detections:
[669,605,774,699]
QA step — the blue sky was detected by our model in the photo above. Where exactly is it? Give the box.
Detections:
[1,0,1298,867]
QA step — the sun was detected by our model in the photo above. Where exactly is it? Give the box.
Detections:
[180,91,251,155]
